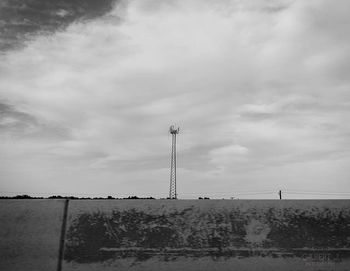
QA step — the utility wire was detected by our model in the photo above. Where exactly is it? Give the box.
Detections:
[1,190,350,198]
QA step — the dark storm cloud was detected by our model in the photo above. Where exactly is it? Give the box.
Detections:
[0,0,118,51]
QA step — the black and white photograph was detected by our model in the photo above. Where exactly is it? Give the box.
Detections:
[0,0,350,270]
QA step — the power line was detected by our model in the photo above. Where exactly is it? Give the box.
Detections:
[284,189,350,194]
[181,191,276,197]
[1,189,350,198]
[284,192,350,196]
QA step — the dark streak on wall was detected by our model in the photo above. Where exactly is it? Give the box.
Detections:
[64,206,350,263]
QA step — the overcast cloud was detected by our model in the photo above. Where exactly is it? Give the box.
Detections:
[0,0,349,199]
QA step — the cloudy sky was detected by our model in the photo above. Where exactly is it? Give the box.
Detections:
[1,0,349,199]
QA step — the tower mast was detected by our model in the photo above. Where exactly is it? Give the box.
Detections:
[169,125,179,199]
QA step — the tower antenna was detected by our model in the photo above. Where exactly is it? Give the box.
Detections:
[169,125,179,199]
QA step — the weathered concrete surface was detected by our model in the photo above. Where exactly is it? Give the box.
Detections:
[63,200,350,271]
[1,199,349,271]
[0,200,65,271]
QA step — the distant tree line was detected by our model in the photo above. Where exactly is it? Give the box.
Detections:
[0,195,155,200]
[0,195,212,200]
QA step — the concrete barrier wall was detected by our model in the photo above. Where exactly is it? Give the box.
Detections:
[0,200,65,271]
[63,200,350,271]
[1,200,350,271]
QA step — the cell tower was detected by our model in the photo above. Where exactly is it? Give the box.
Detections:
[169,125,179,199]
